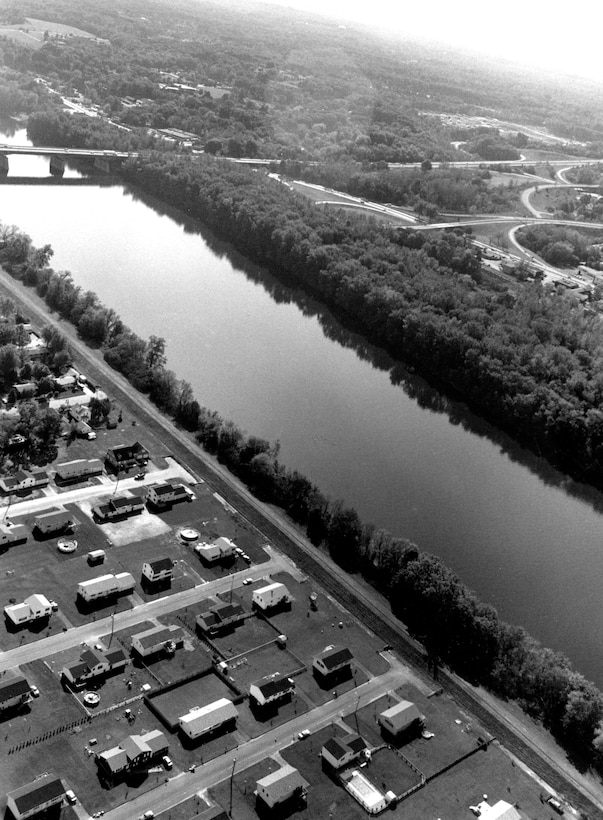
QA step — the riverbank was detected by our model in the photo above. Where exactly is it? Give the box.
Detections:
[0,258,601,815]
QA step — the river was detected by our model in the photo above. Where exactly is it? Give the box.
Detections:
[1,119,602,684]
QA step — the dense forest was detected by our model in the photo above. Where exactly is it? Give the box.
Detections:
[517,225,603,268]
[1,219,603,763]
[2,0,603,162]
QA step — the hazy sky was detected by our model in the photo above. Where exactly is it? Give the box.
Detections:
[267,0,603,84]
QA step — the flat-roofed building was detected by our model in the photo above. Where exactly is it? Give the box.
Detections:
[378,699,425,739]
[256,764,308,809]
[312,645,353,678]
[0,675,31,712]
[6,774,65,820]
[179,698,238,741]
[250,673,295,707]
[131,624,185,658]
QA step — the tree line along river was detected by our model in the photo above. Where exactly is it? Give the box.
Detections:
[1,119,603,685]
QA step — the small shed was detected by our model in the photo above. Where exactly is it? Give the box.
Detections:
[378,700,425,737]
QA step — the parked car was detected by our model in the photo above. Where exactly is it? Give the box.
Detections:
[30,685,40,698]
[134,472,146,480]
[49,600,59,611]
[546,797,563,815]
[242,578,253,585]
[298,729,311,739]
[162,755,173,770]
[65,790,77,804]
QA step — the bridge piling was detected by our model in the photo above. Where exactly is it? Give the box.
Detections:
[49,156,65,177]
[0,155,8,176]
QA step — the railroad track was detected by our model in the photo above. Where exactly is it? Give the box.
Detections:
[0,267,601,816]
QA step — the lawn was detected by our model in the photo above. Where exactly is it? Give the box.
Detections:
[149,671,238,730]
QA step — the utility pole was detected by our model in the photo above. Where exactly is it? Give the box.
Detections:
[108,607,117,648]
[229,756,237,816]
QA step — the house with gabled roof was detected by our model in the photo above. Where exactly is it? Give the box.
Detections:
[96,729,168,785]
[256,764,308,809]
[0,469,48,493]
[131,624,185,658]
[179,698,238,741]
[0,675,31,712]
[92,493,145,522]
[196,601,245,635]
[145,481,190,507]
[105,441,149,472]
[378,699,425,739]
[250,672,296,707]
[321,732,368,770]
[4,593,53,627]
[7,774,66,820]
[142,557,174,584]
[61,646,127,689]
[312,644,354,678]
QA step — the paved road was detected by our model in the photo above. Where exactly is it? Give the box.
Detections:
[0,239,602,814]
[103,658,411,820]
[0,557,288,673]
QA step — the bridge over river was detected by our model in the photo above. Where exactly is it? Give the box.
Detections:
[0,144,140,176]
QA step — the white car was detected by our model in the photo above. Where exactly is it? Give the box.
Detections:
[298,729,311,739]
[242,578,253,585]
[30,685,40,698]
[65,789,77,804]
[162,755,173,769]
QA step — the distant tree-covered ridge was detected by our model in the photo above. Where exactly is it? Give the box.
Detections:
[4,0,603,160]
[1,218,603,764]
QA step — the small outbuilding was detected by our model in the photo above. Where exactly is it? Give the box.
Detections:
[256,764,308,809]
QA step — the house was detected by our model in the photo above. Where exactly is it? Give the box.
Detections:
[312,645,354,678]
[6,774,66,820]
[474,800,522,820]
[61,646,127,689]
[33,510,75,535]
[249,673,295,707]
[77,573,135,603]
[142,557,174,584]
[196,601,245,635]
[0,469,48,493]
[92,493,145,522]
[321,733,368,770]
[105,441,149,472]
[7,383,37,405]
[256,764,308,809]
[4,594,53,626]
[55,458,103,483]
[145,481,191,507]
[96,729,168,784]
[252,582,290,611]
[0,523,28,547]
[378,700,425,739]
[179,698,238,741]
[131,624,185,658]
[194,536,237,564]
[0,675,31,712]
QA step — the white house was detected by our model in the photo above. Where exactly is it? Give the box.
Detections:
[7,774,66,820]
[474,800,522,820]
[145,481,191,507]
[55,458,103,483]
[256,764,308,809]
[131,624,185,658]
[0,523,28,547]
[34,510,75,535]
[252,582,290,611]
[4,593,53,626]
[194,536,237,564]
[0,469,48,493]
[179,698,238,741]
[312,645,353,678]
[141,557,174,584]
[249,673,296,707]
[321,733,368,770]
[378,700,425,738]
[77,573,135,603]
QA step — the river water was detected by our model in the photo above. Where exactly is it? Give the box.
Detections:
[1,119,602,683]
